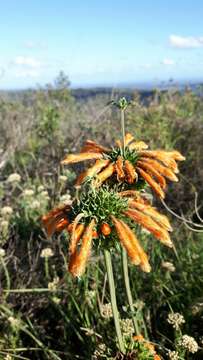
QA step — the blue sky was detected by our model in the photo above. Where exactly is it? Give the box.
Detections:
[0,0,203,89]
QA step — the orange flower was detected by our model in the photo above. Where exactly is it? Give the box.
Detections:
[42,190,172,275]
[111,216,142,266]
[61,152,103,164]
[125,159,138,184]
[124,208,172,247]
[100,222,111,236]
[115,156,125,181]
[133,334,161,358]
[68,219,95,277]
[42,204,70,237]
[61,133,185,198]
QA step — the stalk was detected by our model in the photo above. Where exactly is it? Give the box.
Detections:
[122,248,139,335]
[104,249,125,354]
[0,256,10,299]
[121,108,126,156]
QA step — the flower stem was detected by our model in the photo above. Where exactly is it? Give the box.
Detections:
[104,249,125,354]
[44,257,50,280]
[122,248,139,335]
[121,109,126,156]
[0,256,10,300]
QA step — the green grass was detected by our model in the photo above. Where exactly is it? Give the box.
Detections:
[0,78,203,359]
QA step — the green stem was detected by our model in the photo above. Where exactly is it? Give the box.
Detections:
[44,257,50,280]
[121,109,126,156]
[104,249,125,354]
[0,256,11,299]
[122,248,139,335]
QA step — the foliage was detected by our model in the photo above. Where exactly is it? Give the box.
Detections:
[0,77,203,359]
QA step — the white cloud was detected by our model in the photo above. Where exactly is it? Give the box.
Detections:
[0,67,5,78]
[142,63,152,69]
[169,35,203,48]
[14,69,40,78]
[162,58,175,66]
[24,41,46,49]
[14,56,41,68]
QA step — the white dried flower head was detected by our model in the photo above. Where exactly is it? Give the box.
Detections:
[7,173,21,184]
[179,335,198,353]
[101,303,113,318]
[37,185,45,192]
[98,343,106,351]
[30,200,41,210]
[59,175,67,183]
[23,189,34,197]
[1,206,13,217]
[93,343,106,357]
[40,248,54,258]
[48,276,59,291]
[40,190,49,197]
[52,296,61,304]
[0,248,6,257]
[192,254,199,260]
[81,327,95,336]
[4,354,12,360]
[121,318,134,337]
[59,194,72,205]
[0,220,9,232]
[8,316,21,329]
[86,290,96,307]
[167,312,185,330]
[168,350,179,360]
[134,300,145,310]
[162,261,176,272]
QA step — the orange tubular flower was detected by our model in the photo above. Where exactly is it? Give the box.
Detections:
[115,156,125,181]
[125,159,138,184]
[100,222,111,236]
[42,186,173,275]
[61,133,185,199]
[42,204,70,237]
[124,208,172,247]
[133,334,161,359]
[68,219,95,277]
[111,216,142,266]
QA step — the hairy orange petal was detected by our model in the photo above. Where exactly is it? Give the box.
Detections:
[154,356,161,360]
[124,209,173,247]
[140,150,178,173]
[125,160,138,184]
[76,159,110,185]
[68,219,95,277]
[128,200,172,232]
[42,205,70,237]
[100,222,111,236]
[133,334,145,342]
[128,140,148,151]
[141,158,179,181]
[69,223,85,254]
[137,167,165,199]
[111,216,141,266]
[94,163,115,187]
[137,160,166,189]
[55,218,69,232]
[80,140,110,153]
[167,150,185,161]
[69,213,85,254]
[115,156,125,181]
[119,219,151,272]
[118,190,140,198]
[125,133,135,146]
[61,152,103,165]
